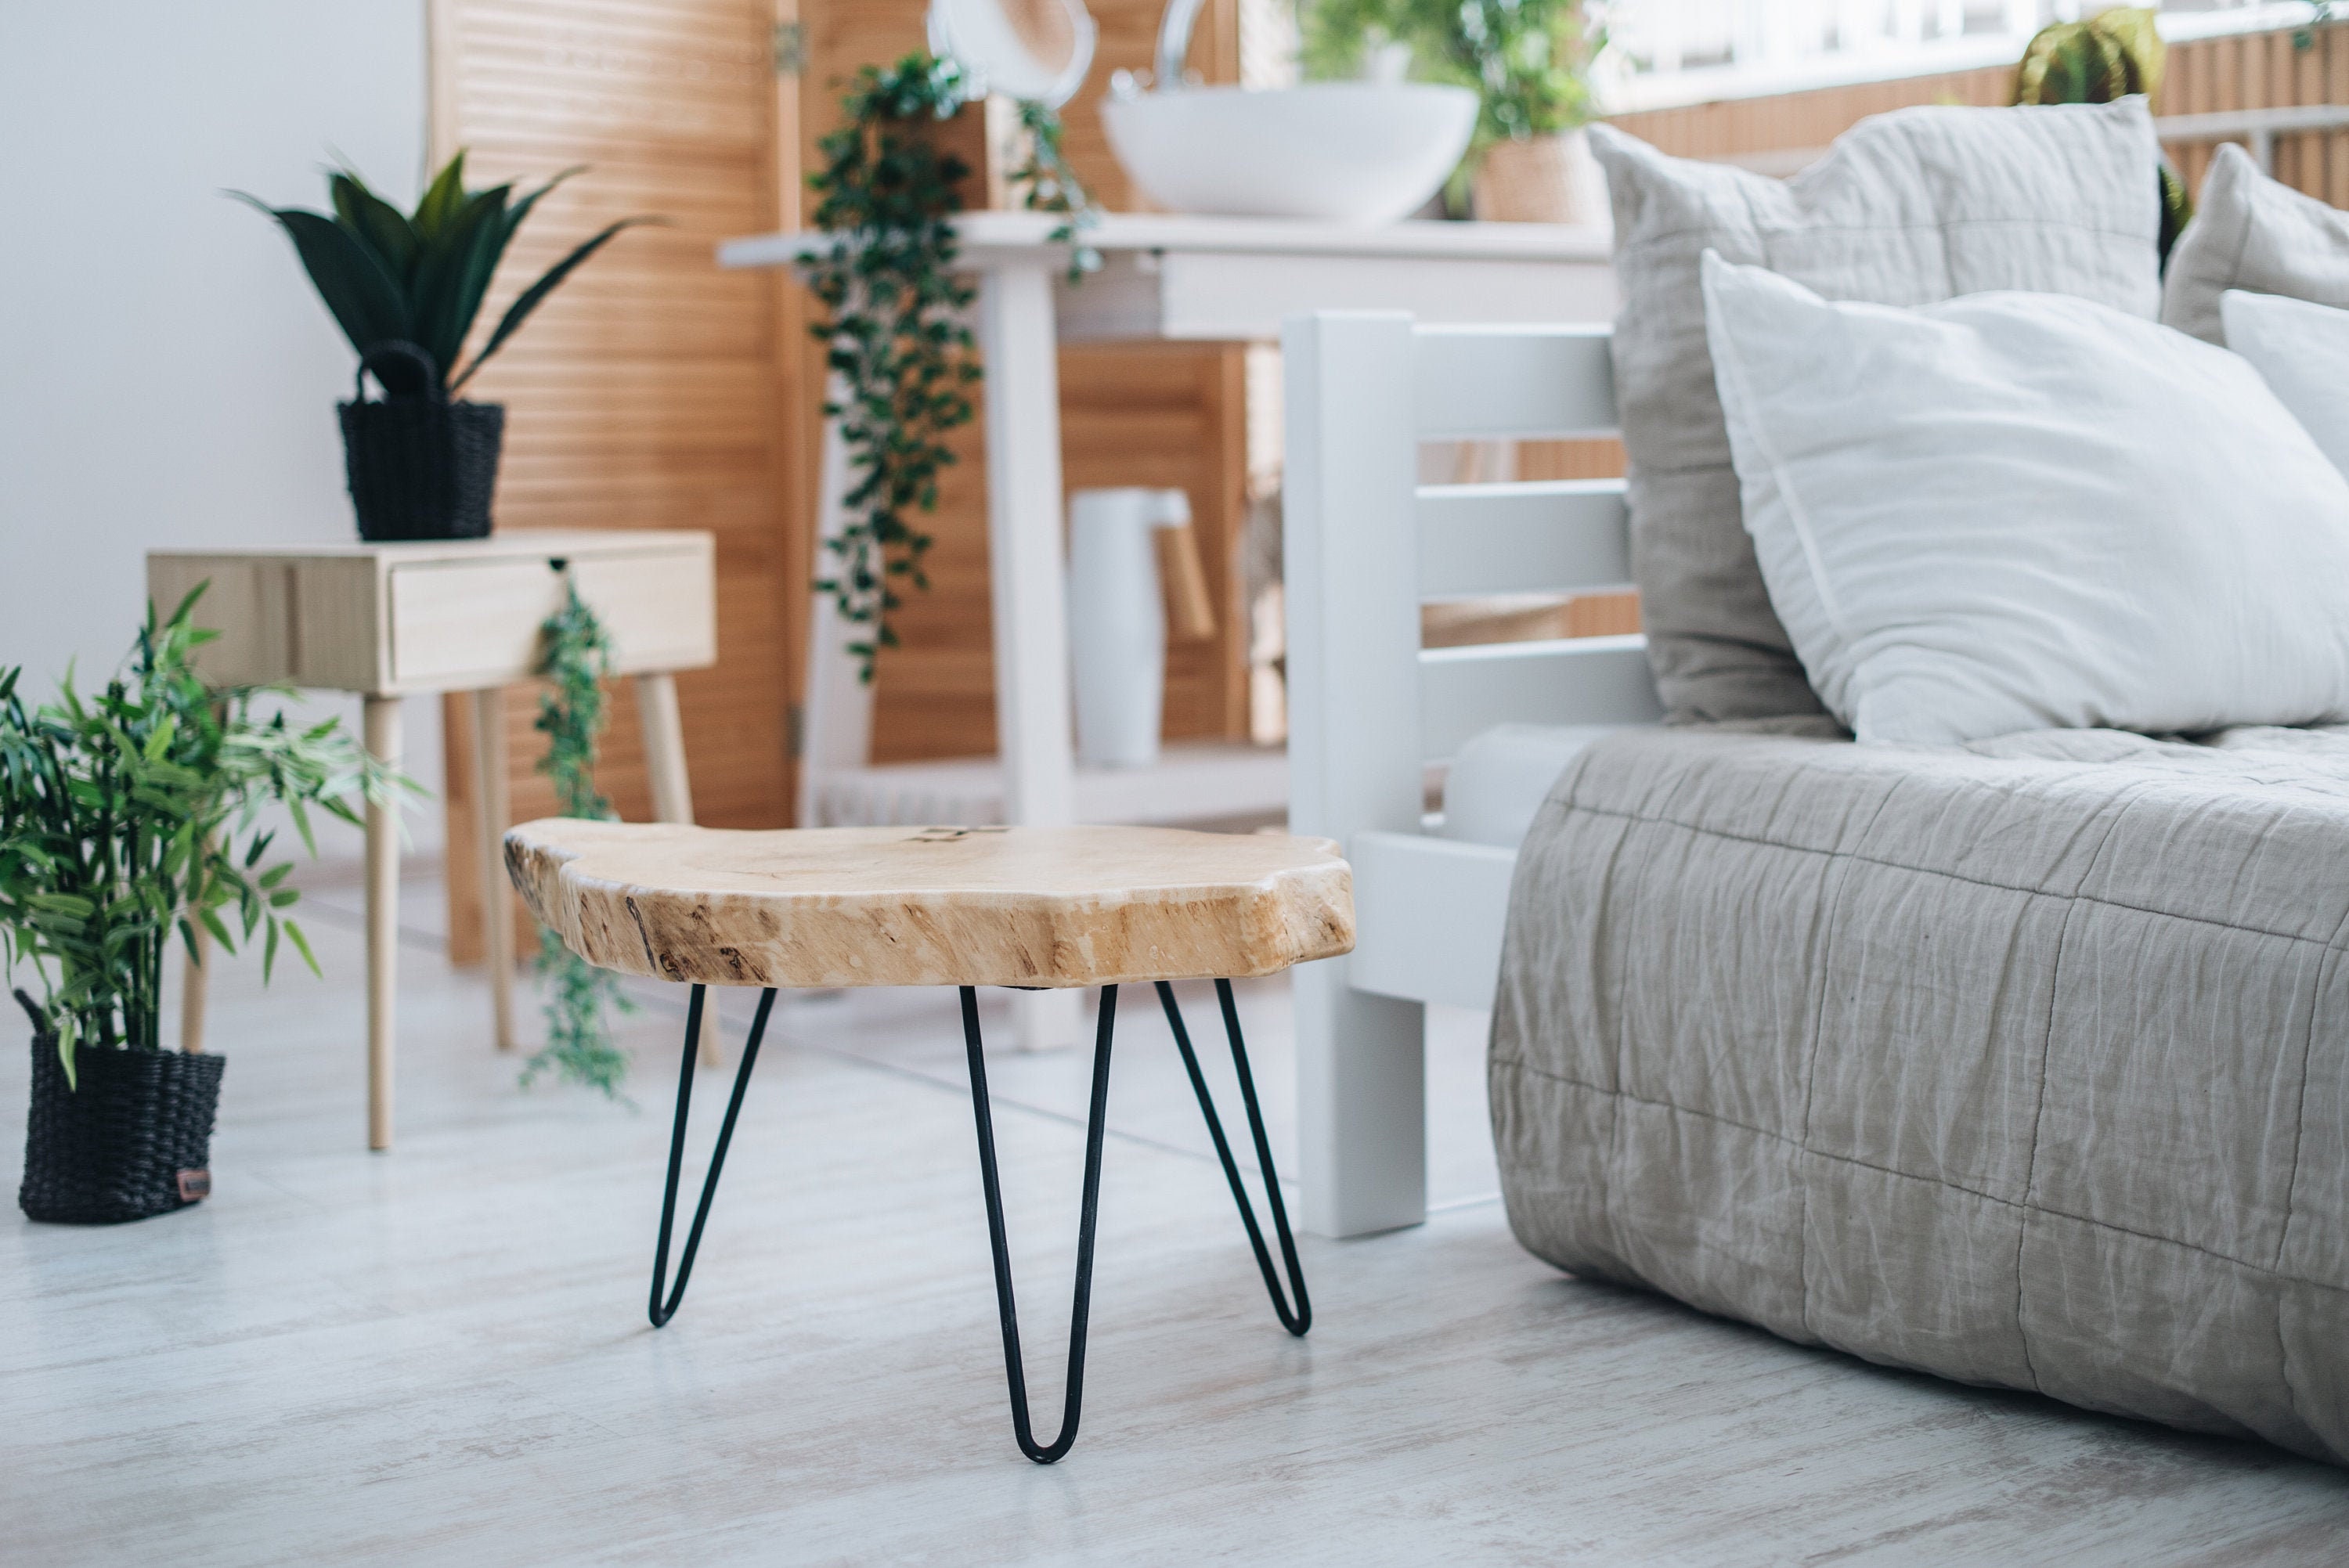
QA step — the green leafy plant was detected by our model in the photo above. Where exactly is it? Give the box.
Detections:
[2014,7,2192,261]
[235,150,658,395]
[804,56,978,683]
[522,581,633,1098]
[1012,99,1104,282]
[2296,5,2340,52]
[0,590,402,1085]
[803,54,1095,679]
[1302,0,1598,143]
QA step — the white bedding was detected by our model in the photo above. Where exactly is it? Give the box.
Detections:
[1439,723,1625,848]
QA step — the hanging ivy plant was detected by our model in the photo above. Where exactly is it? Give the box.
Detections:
[522,580,633,1098]
[1011,100,1103,282]
[803,53,1095,681]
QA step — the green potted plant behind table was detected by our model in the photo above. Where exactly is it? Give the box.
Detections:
[2012,8,2192,264]
[235,153,655,542]
[1302,0,1601,222]
[3,591,400,1223]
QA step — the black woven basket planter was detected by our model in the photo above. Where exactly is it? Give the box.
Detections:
[20,1029,225,1225]
[337,341,503,542]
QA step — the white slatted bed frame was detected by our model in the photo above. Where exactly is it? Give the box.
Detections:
[1283,312,1662,1238]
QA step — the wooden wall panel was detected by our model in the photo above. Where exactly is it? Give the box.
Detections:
[1608,22,2349,210]
[802,0,1252,765]
[432,0,802,962]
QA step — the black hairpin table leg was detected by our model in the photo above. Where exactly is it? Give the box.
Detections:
[1156,979,1312,1335]
[962,983,1117,1465]
[649,984,776,1328]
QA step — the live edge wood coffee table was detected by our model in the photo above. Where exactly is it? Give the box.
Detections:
[504,819,1355,1463]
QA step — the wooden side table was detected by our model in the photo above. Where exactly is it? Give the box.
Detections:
[505,819,1354,1463]
[146,530,717,1151]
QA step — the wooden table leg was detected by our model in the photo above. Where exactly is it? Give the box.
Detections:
[637,670,720,1065]
[470,687,517,1052]
[363,694,402,1152]
[975,260,1084,1054]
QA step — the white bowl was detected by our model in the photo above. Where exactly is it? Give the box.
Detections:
[1100,83,1478,225]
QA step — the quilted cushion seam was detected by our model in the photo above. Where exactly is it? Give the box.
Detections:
[1615,216,2163,255]
[1795,777,1903,1343]
[2272,904,2349,1440]
[1490,1052,2347,1297]
[1556,799,2336,943]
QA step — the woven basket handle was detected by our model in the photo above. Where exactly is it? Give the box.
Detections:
[13,988,45,1036]
[353,340,443,403]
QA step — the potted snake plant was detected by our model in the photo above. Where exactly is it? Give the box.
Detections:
[236,153,655,542]
[3,591,399,1223]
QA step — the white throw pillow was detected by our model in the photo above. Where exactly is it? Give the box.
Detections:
[2222,290,2349,480]
[1700,251,2349,746]
[2161,141,2349,345]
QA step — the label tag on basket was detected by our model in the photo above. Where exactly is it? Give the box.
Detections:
[176,1170,211,1202]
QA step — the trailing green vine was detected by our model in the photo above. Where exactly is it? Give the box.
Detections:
[803,53,1095,680]
[1012,100,1102,283]
[523,580,633,1097]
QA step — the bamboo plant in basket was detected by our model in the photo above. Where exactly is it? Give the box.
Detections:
[2,591,401,1223]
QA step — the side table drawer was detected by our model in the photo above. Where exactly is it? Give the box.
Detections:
[388,543,715,690]
[568,550,717,674]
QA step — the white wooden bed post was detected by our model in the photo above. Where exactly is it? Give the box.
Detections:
[1283,309,1654,1239]
[1283,312,1431,1238]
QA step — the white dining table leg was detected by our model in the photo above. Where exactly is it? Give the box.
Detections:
[637,670,721,1065]
[363,694,402,1151]
[976,259,1084,1053]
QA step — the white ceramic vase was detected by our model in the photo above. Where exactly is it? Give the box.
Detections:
[1066,487,1189,768]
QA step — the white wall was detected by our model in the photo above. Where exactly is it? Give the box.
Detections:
[0,0,442,856]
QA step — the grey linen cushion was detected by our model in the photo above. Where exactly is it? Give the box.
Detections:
[1589,101,2163,723]
[2161,140,2349,344]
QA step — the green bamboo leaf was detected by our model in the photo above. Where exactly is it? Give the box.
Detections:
[262,917,280,982]
[451,217,660,391]
[168,580,210,629]
[283,918,320,977]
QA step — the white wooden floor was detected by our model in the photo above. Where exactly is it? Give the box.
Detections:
[5,863,2347,1566]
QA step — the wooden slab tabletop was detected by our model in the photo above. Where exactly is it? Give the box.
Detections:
[505,820,1355,990]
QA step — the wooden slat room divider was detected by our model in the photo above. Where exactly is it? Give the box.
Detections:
[431,0,806,962]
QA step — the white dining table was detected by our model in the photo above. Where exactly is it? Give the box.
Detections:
[720,210,1614,1046]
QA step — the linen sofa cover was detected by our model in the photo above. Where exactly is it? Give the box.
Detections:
[1589,101,2162,724]
[1491,722,2349,1465]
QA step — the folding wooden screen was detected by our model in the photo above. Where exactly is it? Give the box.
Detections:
[430,0,1254,961]
[429,0,805,961]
